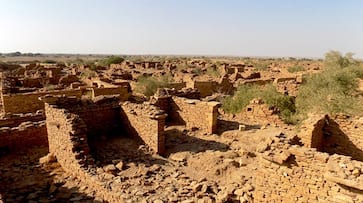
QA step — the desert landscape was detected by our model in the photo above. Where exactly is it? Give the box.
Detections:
[0,51,362,203]
[1,0,363,202]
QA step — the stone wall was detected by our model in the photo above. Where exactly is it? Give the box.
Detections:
[44,101,124,202]
[44,102,93,172]
[168,82,186,90]
[239,98,284,126]
[42,95,168,201]
[67,97,122,139]
[298,114,363,161]
[254,135,363,203]
[0,121,47,154]
[188,81,218,97]
[169,97,220,134]
[0,111,44,128]
[2,89,83,114]
[120,102,167,154]
[2,85,131,114]
[92,86,130,101]
[298,114,328,150]
[333,115,363,160]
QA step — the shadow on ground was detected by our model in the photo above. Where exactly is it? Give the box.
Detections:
[216,119,261,134]
[164,128,230,156]
[0,147,100,203]
[88,134,168,169]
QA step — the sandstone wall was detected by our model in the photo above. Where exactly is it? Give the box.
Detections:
[239,99,284,126]
[44,103,93,172]
[254,136,363,203]
[2,85,130,114]
[189,81,218,97]
[168,82,186,90]
[2,89,82,114]
[170,97,219,134]
[298,115,363,161]
[0,121,47,153]
[92,86,130,101]
[70,100,122,139]
[120,102,166,154]
[44,102,124,202]
[0,111,44,128]
[325,116,363,161]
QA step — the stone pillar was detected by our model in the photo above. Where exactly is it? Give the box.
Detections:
[207,101,220,134]
[155,114,167,155]
[155,96,171,115]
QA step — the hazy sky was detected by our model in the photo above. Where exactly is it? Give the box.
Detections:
[1,0,363,58]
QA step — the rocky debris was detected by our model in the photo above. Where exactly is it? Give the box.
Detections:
[325,155,363,190]
[0,147,95,202]
[39,153,57,165]
[103,164,117,174]
[242,72,261,79]
[115,161,124,171]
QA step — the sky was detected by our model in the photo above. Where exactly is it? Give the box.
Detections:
[0,0,363,58]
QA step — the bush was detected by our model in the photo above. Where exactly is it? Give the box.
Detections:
[136,74,173,97]
[222,85,259,114]
[222,84,297,124]
[192,67,202,75]
[324,51,357,69]
[79,69,97,79]
[99,56,124,67]
[287,66,305,73]
[206,66,220,77]
[222,51,363,124]
[296,51,363,116]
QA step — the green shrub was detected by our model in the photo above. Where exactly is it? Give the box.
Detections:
[206,66,220,77]
[222,84,297,124]
[287,66,305,73]
[296,51,363,116]
[324,51,357,69]
[222,85,259,114]
[79,69,97,79]
[192,67,202,75]
[136,74,173,97]
[254,64,269,71]
[99,56,124,67]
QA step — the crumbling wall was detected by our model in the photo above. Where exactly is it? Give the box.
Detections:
[332,115,363,160]
[254,135,363,203]
[0,111,44,128]
[44,103,93,172]
[69,98,122,138]
[92,86,130,101]
[188,81,218,97]
[299,115,330,149]
[2,89,82,114]
[2,85,131,114]
[298,115,363,161]
[170,97,220,134]
[0,121,47,153]
[168,82,186,90]
[239,98,284,126]
[120,102,166,154]
[44,102,125,202]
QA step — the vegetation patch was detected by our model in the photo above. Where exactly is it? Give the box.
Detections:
[206,66,221,77]
[98,56,124,67]
[222,84,297,124]
[287,65,305,73]
[296,51,363,117]
[135,74,174,97]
